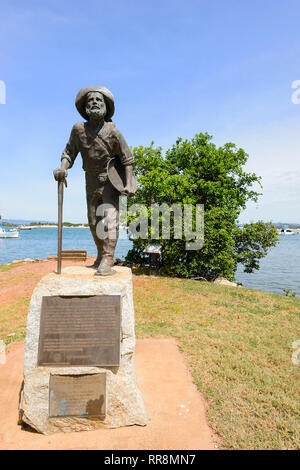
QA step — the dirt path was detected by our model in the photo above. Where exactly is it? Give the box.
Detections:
[0,260,88,305]
[0,339,217,450]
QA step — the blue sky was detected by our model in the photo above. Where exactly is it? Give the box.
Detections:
[0,0,299,223]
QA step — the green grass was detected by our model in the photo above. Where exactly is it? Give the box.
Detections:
[133,275,300,450]
[0,263,22,273]
[0,296,30,344]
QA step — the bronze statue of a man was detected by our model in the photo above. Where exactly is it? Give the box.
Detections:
[53,86,136,276]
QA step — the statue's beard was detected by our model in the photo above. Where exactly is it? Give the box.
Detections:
[86,107,106,121]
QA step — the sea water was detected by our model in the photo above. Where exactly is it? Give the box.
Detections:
[0,228,299,298]
[0,227,132,265]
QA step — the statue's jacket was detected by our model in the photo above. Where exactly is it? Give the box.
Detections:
[61,121,134,175]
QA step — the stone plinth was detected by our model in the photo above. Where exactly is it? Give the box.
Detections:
[19,266,147,434]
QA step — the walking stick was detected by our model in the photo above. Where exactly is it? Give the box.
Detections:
[57,177,67,274]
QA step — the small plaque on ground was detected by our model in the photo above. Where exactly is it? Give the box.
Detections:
[38,295,120,366]
[49,373,106,418]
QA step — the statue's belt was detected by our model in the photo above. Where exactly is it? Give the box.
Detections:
[85,159,137,195]
[85,160,125,192]
[85,171,108,177]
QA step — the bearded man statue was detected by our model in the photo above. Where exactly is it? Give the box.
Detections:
[53,86,136,276]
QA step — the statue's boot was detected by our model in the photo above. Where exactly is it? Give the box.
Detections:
[95,237,117,276]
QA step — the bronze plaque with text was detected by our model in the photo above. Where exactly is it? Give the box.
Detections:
[38,295,120,366]
[49,373,106,418]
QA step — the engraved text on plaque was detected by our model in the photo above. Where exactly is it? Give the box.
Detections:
[38,295,120,366]
[49,374,106,418]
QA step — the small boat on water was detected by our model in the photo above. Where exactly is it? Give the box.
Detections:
[18,225,32,230]
[0,215,19,238]
[278,227,295,235]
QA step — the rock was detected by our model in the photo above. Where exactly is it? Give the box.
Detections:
[23,258,34,263]
[214,277,238,287]
[7,332,15,337]
[12,260,23,264]
[190,276,207,281]
[34,258,43,262]
[20,266,147,434]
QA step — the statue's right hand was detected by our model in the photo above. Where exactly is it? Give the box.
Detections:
[53,168,68,181]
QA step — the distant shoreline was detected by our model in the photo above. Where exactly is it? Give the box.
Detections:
[37,225,88,228]
[5,224,128,229]
[15,225,89,229]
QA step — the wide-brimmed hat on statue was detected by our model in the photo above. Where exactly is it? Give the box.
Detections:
[75,86,115,121]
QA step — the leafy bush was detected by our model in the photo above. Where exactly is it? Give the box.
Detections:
[125,133,278,279]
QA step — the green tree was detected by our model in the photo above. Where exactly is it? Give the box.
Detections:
[125,133,278,280]
[232,221,279,273]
